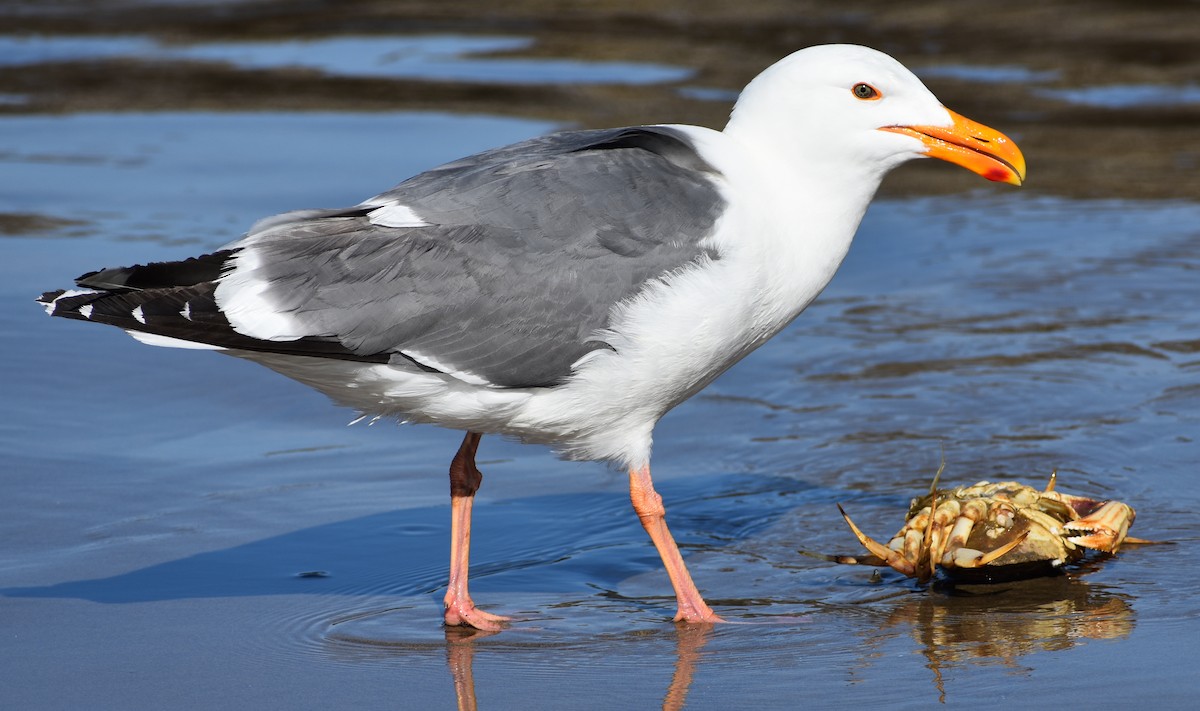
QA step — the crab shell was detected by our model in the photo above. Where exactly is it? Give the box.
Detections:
[834,475,1136,583]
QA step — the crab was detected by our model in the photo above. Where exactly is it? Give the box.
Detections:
[820,469,1144,583]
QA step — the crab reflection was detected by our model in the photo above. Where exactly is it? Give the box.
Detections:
[851,575,1135,702]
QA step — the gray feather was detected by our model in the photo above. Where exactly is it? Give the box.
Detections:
[237,127,726,387]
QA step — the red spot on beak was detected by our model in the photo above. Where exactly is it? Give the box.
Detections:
[984,167,1012,183]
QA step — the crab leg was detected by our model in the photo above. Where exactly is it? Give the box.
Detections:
[837,504,916,577]
[921,497,938,581]
[926,498,961,579]
[923,454,947,579]
[902,523,926,571]
[950,530,1029,568]
[943,499,987,552]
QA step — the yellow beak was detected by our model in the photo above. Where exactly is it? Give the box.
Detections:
[881,109,1026,186]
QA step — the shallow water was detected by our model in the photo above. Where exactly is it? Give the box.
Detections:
[0,34,692,85]
[3,6,1200,709]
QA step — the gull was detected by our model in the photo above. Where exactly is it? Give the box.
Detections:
[40,44,1025,629]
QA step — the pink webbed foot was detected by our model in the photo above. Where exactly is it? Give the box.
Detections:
[444,595,511,632]
[674,606,725,625]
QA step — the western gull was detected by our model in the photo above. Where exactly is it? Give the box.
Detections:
[39,44,1025,629]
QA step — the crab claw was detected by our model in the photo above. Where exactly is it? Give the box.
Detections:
[1062,501,1135,552]
[837,504,916,577]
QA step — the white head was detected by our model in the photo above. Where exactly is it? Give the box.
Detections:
[725,44,1025,189]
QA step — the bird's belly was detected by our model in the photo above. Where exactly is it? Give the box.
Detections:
[224,252,802,468]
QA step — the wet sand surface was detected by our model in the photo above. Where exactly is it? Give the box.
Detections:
[2,2,1198,708]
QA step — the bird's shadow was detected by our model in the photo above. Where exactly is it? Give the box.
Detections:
[2,473,810,605]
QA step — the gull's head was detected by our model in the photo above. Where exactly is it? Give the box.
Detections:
[726,44,1026,187]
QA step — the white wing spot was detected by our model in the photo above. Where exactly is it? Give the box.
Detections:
[41,288,100,315]
[79,304,93,319]
[132,305,146,324]
[365,201,431,228]
[125,330,226,350]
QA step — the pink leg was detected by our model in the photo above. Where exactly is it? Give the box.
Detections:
[629,465,723,624]
[443,432,510,630]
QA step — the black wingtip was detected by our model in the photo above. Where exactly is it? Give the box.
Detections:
[37,288,67,305]
[74,249,238,292]
[76,266,136,291]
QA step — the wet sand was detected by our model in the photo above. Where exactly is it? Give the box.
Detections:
[2,2,1199,708]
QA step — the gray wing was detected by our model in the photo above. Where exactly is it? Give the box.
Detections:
[229,127,728,387]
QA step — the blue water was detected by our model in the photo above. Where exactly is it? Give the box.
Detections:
[0,34,692,85]
[2,34,1199,711]
[914,64,1060,84]
[1039,83,1200,108]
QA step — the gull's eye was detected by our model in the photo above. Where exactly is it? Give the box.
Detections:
[852,83,881,100]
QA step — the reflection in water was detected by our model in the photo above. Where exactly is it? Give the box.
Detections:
[445,627,500,711]
[329,582,1134,708]
[853,577,1135,703]
[442,623,714,711]
[661,624,713,711]
[434,581,1136,709]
